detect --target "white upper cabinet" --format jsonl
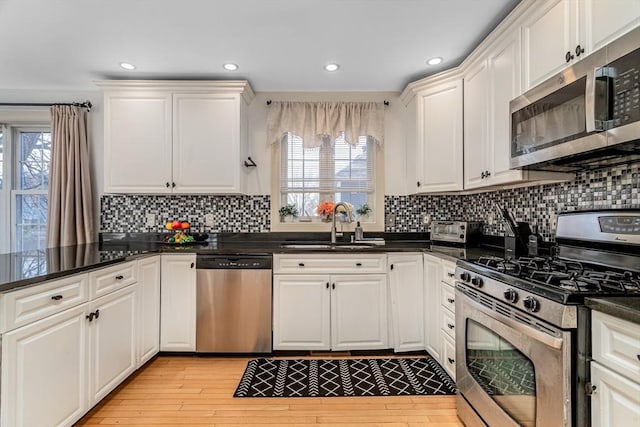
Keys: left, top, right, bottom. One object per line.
{"left": 463, "top": 59, "right": 490, "bottom": 189}
{"left": 522, "top": 0, "right": 640, "bottom": 91}
{"left": 522, "top": 0, "right": 581, "bottom": 90}
{"left": 584, "top": 0, "right": 640, "bottom": 52}
{"left": 98, "top": 80, "right": 254, "bottom": 194}
{"left": 464, "top": 30, "right": 572, "bottom": 190}
{"left": 403, "top": 77, "right": 464, "bottom": 194}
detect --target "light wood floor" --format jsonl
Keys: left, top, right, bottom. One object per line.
{"left": 75, "top": 356, "right": 463, "bottom": 427}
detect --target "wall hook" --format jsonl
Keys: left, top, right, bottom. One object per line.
{"left": 244, "top": 156, "right": 257, "bottom": 167}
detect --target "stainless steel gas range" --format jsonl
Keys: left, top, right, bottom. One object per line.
{"left": 454, "top": 210, "right": 640, "bottom": 427}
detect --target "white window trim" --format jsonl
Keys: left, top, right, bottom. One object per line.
{"left": 0, "top": 123, "right": 50, "bottom": 253}
{"left": 270, "top": 139, "right": 385, "bottom": 232}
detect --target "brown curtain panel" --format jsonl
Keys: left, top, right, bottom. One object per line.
{"left": 47, "top": 105, "right": 95, "bottom": 247}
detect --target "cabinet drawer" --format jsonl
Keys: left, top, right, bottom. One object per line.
{"left": 274, "top": 254, "right": 387, "bottom": 274}
{"left": 441, "top": 283, "right": 456, "bottom": 313}
{"left": 441, "top": 260, "right": 457, "bottom": 285}
{"left": 0, "top": 273, "right": 89, "bottom": 333}
{"left": 442, "top": 332, "right": 456, "bottom": 381}
{"left": 89, "top": 261, "right": 137, "bottom": 299}
{"left": 592, "top": 310, "right": 640, "bottom": 384}
{"left": 442, "top": 307, "right": 456, "bottom": 339}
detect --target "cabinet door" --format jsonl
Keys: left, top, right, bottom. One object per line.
{"left": 331, "top": 274, "right": 388, "bottom": 350}
{"left": 388, "top": 254, "right": 424, "bottom": 352}
{"left": 88, "top": 285, "right": 137, "bottom": 406}
{"left": 442, "top": 331, "right": 457, "bottom": 381}
{"left": 416, "top": 79, "right": 463, "bottom": 193}
{"left": 273, "top": 275, "right": 331, "bottom": 350}
{"left": 463, "top": 59, "right": 490, "bottom": 189}
{"left": 137, "top": 256, "right": 160, "bottom": 366}
{"left": 160, "top": 254, "right": 197, "bottom": 351}
{"left": 424, "top": 254, "right": 442, "bottom": 362}
{"left": 522, "top": 0, "right": 580, "bottom": 90}
{"left": 173, "top": 93, "right": 243, "bottom": 193}
{"left": 1, "top": 304, "right": 88, "bottom": 427}
{"left": 591, "top": 361, "right": 640, "bottom": 427}
{"left": 487, "top": 31, "right": 526, "bottom": 186}
{"left": 584, "top": 0, "right": 640, "bottom": 51}
{"left": 103, "top": 91, "right": 172, "bottom": 193}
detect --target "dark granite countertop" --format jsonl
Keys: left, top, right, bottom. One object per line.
{"left": 585, "top": 297, "right": 640, "bottom": 325}
{"left": 0, "top": 232, "right": 505, "bottom": 294}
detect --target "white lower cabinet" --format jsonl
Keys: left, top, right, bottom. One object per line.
{"left": 591, "top": 361, "right": 640, "bottom": 427}
{"left": 273, "top": 275, "right": 331, "bottom": 350}
{"left": 591, "top": 310, "right": 640, "bottom": 426}
{"left": 160, "top": 254, "right": 197, "bottom": 351}
{"left": 331, "top": 274, "right": 388, "bottom": 350}
{"left": 273, "top": 254, "right": 388, "bottom": 351}
{"left": 88, "top": 285, "right": 137, "bottom": 406}
{"left": 388, "top": 253, "right": 424, "bottom": 352}
{"left": 137, "top": 256, "right": 161, "bottom": 366}
{"left": 1, "top": 304, "right": 89, "bottom": 427}
{"left": 273, "top": 273, "right": 388, "bottom": 351}
{"left": 423, "top": 254, "right": 442, "bottom": 363}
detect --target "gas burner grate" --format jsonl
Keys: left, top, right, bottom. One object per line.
{"left": 471, "top": 256, "right": 640, "bottom": 295}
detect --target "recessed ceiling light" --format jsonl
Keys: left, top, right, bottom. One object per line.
{"left": 223, "top": 63, "right": 239, "bottom": 71}
{"left": 426, "top": 57, "right": 443, "bottom": 66}
{"left": 119, "top": 62, "right": 136, "bottom": 70}
{"left": 324, "top": 63, "right": 340, "bottom": 72}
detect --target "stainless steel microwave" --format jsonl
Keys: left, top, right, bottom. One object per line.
{"left": 510, "top": 26, "right": 640, "bottom": 171}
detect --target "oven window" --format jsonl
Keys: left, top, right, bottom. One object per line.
{"left": 466, "top": 319, "right": 537, "bottom": 427}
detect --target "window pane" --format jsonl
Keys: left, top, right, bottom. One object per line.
{"left": 16, "top": 194, "right": 48, "bottom": 251}
{"left": 281, "top": 133, "right": 374, "bottom": 220}
{"left": 18, "top": 131, "right": 51, "bottom": 190}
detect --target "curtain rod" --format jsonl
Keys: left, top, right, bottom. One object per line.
{"left": 0, "top": 101, "right": 92, "bottom": 111}
{"left": 266, "top": 100, "right": 390, "bottom": 106}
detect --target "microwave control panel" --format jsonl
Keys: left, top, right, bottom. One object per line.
{"left": 611, "top": 48, "right": 640, "bottom": 127}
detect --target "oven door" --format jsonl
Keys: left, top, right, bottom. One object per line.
{"left": 455, "top": 284, "right": 573, "bottom": 427}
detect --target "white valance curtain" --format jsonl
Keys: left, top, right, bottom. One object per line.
{"left": 266, "top": 101, "right": 385, "bottom": 148}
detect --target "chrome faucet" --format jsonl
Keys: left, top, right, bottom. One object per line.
{"left": 330, "top": 202, "right": 352, "bottom": 244}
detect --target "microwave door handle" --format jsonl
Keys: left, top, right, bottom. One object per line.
{"left": 590, "top": 66, "right": 615, "bottom": 132}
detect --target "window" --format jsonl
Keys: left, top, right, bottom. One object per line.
{"left": 0, "top": 124, "right": 51, "bottom": 253}
{"left": 279, "top": 132, "right": 376, "bottom": 222}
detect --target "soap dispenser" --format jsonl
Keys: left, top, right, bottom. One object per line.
{"left": 355, "top": 221, "right": 364, "bottom": 241}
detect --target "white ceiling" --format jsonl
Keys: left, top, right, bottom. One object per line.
{"left": 0, "top": 0, "right": 520, "bottom": 92}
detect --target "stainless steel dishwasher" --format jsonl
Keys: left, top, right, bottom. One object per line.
{"left": 195, "top": 254, "right": 272, "bottom": 353}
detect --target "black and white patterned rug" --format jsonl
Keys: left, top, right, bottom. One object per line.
{"left": 234, "top": 358, "right": 457, "bottom": 397}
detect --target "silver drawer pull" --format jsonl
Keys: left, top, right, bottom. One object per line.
{"left": 51, "top": 295, "right": 63, "bottom": 301}
{"left": 447, "top": 298, "right": 455, "bottom": 304}
{"left": 447, "top": 323, "right": 455, "bottom": 330}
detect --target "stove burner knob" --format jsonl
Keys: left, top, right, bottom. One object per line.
{"left": 523, "top": 296, "right": 540, "bottom": 312}
{"left": 460, "top": 272, "right": 471, "bottom": 282}
{"left": 471, "top": 277, "right": 483, "bottom": 287}
{"left": 503, "top": 288, "right": 518, "bottom": 303}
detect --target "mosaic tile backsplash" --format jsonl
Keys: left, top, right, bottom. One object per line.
{"left": 101, "top": 195, "right": 271, "bottom": 233}
{"left": 386, "top": 161, "right": 640, "bottom": 241}
{"left": 101, "top": 162, "right": 640, "bottom": 241}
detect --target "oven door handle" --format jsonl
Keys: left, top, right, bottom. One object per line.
{"left": 456, "top": 287, "right": 564, "bottom": 350}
